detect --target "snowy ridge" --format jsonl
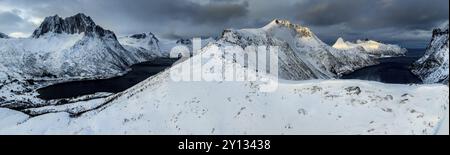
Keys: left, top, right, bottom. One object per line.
{"left": 0, "top": 41, "right": 447, "bottom": 134}
{"left": 119, "top": 32, "right": 163, "bottom": 58}
{"left": 220, "top": 19, "right": 377, "bottom": 80}
{"left": 412, "top": 23, "right": 449, "bottom": 84}
{"left": 332, "top": 37, "right": 407, "bottom": 57}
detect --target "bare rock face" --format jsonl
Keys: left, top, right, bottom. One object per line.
{"left": 32, "top": 13, "right": 117, "bottom": 40}
{"left": 118, "top": 32, "right": 163, "bottom": 58}
{"left": 412, "top": 24, "right": 449, "bottom": 84}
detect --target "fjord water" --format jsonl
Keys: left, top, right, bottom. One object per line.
{"left": 37, "top": 58, "right": 178, "bottom": 100}
{"left": 341, "top": 49, "right": 425, "bottom": 84}
{"left": 38, "top": 50, "right": 425, "bottom": 100}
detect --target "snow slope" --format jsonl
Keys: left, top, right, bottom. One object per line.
{"left": 118, "top": 32, "right": 163, "bottom": 58}
{"left": 332, "top": 37, "right": 407, "bottom": 57}
{"left": 0, "top": 37, "right": 447, "bottom": 135}
{"left": 220, "top": 19, "right": 377, "bottom": 80}
{"left": 412, "top": 23, "right": 449, "bottom": 84}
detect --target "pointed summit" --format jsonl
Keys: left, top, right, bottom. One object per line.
{"left": 262, "top": 19, "right": 313, "bottom": 37}
{"left": 31, "top": 13, "right": 111, "bottom": 38}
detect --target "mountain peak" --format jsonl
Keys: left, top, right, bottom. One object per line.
{"left": 264, "top": 19, "right": 313, "bottom": 37}
{"left": 129, "top": 32, "right": 157, "bottom": 40}
{"left": 32, "top": 13, "right": 99, "bottom": 38}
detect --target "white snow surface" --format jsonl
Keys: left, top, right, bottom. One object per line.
{"left": 0, "top": 37, "right": 448, "bottom": 135}
{"left": 0, "top": 14, "right": 164, "bottom": 108}
{"left": 332, "top": 37, "right": 407, "bottom": 57}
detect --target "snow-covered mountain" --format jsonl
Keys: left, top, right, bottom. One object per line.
{"left": 176, "top": 38, "right": 193, "bottom": 45}
{"left": 218, "top": 19, "right": 377, "bottom": 80}
{"left": 0, "top": 13, "right": 157, "bottom": 79}
{"left": 118, "top": 32, "right": 163, "bottom": 58}
{"left": 412, "top": 23, "right": 449, "bottom": 84}
{"left": 0, "top": 34, "right": 447, "bottom": 134}
{"left": 1, "top": 18, "right": 447, "bottom": 135}
{"left": 332, "top": 37, "right": 407, "bottom": 57}
{"left": 0, "top": 32, "right": 9, "bottom": 39}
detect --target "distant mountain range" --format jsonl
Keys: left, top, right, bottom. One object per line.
{"left": 332, "top": 37, "right": 407, "bottom": 57}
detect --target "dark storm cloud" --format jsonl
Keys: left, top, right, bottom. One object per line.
{"left": 295, "top": 0, "right": 448, "bottom": 30}
{"left": 0, "top": 0, "right": 448, "bottom": 48}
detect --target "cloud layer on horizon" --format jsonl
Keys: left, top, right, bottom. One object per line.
{"left": 0, "top": 0, "right": 448, "bottom": 48}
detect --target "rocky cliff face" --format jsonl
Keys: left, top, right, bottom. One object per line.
{"left": 0, "top": 32, "right": 9, "bottom": 39}
{"left": 412, "top": 24, "right": 449, "bottom": 84}
{"left": 332, "top": 37, "right": 407, "bottom": 57}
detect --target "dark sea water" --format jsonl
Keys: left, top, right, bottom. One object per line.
{"left": 37, "top": 58, "right": 178, "bottom": 100}
{"left": 341, "top": 49, "right": 425, "bottom": 84}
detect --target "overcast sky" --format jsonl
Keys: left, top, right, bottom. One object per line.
{"left": 0, "top": 0, "right": 448, "bottom": 48}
